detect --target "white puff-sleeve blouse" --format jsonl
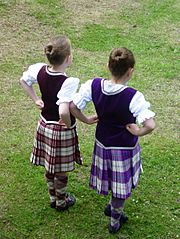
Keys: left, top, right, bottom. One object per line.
{"left": 20, "top": 63, "right": 46, "bottom": 85}
{"left": 56, "top": 77, "right": 80, "bottom": 105}
{"left": 20, "top": 63, "right": 80, "bottom": 103}
{"left": 73, "top": 79, "right": 155, "bottom": 124}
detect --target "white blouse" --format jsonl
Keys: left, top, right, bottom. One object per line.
{"left": 73, "top": 79, "right": 155, "bottom": 124}
{"left": 20, "top": 63, "right": 80, "bottom": 104}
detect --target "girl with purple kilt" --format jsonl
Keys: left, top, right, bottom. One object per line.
{"left": 20, "top": 36, "right": 86, "bottom": 211}
{"left": 70, "top": 47, "right": 156, "bottom": 233}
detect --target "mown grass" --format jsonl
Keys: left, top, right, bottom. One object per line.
{"left": 0, "top": 0, "right": 179, "bottom": 239}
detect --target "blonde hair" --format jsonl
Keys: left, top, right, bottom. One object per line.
{"left": 44, "top": 36, "right": 71, "bottom": 65}
{"left": 108, "top": 47, "right": 135, "bottom": 77}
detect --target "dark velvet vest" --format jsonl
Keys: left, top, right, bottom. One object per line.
{"left": 92, "top": 78, "right": 138, "bottom": 147}
{"left": 37, "top": 66, "right": 75, "bottom": 125}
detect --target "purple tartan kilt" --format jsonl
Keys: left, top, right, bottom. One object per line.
{"left": 30, "top": 118, "right": 82, "bottom": 174}
{"left": 90, "top": 140, "right": 141, "bottom": 199}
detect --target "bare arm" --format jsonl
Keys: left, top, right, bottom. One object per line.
{"left": 126, "top": 118, "right": 156, "bottom": 136}
{"left": 70, "top": 102, "right": 98, "bottom": 124}
{"left": 59, "top": 103, "right": 71, "bottom": 128}
{"left": 19, "top": 78, "right": 44, "bottom": 109}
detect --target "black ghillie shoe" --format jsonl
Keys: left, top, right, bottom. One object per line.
{"left": 56, "top": 204, "right": 69, "bottom": 211}
{"left": 108, "top": 223, "right": 121, "bottom": 234}
{"left": 50, "top": 201, "right": 56, "bottom": 208}
{"left": 104, "top": 205, "right": 128, "bottom": 223}
{"left": 120, "top": 214, "right": 128, "bottom": 224}
{"left": 104, "top": 205, "right": 111, "bottom": 217}
{"left": 65, "top": 194, "right": 76, "bottom": 207}
{"left": 56, "top": 194, "right": 76, "bottom": 211}
{"left": 104, "top": 204, "right": 128, "bottom": 224}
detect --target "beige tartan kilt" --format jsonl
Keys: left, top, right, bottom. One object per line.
{"left": 30, "top": 118, "right": 82, "bottom": 174}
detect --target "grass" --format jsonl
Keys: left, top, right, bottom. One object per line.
{"left": 0, "top": 0, "right": 179, "bottom": 238}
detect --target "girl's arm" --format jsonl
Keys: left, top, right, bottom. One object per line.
{"left": 70, "top": 102, "right": 98, "bottom": 125}
{"left": 126, "top": 118, "right": 156, "bottom": 136}
{"left": 59, "top": 103, "right": 71, "bottom": 128}
{"left": 19, "top": 79, "right": 44, "bottom": 109}
{"left": 56, "top": 77, "right": 80, "bottom": 128}
{"left": 127, "top": 91, "right": 156, "bottom": 136}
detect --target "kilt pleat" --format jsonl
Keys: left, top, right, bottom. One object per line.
{"left": 30, "top": 118, "right": 82, "bottom": 174}
{"left": 90, "top": 140, "right": 141, "bottom": 199}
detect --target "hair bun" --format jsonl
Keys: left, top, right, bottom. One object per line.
{"left": 108, "top": 47, "right": 135, "bottom": 78}
{"left": 112, "top": 49, "right": 126, "bottom": 61}
{"left": 45, "top": 44, "right": 53, "bottom": 55}
{"left": 114, "top": 55, "right": 121, "bottom": 61}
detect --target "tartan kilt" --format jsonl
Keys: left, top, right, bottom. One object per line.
{"left": 30, "top": 118, "right": 82, "bottom": 174}
{"left": 90, "top": 140, "right": 141, "bottom": 199}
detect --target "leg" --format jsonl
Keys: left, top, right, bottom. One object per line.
{"left": 104, "top": 197, "right": 128, "bottom": 223}
{"left": 54, "top": 172, "right": 76, "bottom": 211}
{"left": 104, "top": 197, "right": 112, "bottom": 216}
{"left": 45, "top": 171, "right": 56, "bottom": 208}
{"left": 54, "top": 172, "right": 68, "bottom": 209}
{"left": 109, "top": 197, "right": 125, "bottom": 233}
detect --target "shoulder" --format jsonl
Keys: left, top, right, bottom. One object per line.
{"left": 76, "top": 79, "right": 93, "bottom": 97}
{"left": 21, "top": 63, "right": 46, "bottom": 85}
{"left": 93, "top": 77, "right": 103, "bottom": 81}
{"left": 92, "top": 77, "right": 103, "bottom": 87}
{"left": 122, "top": 86, "right": 137, "bottom": 99}
{"left": 131, "top": 90, "right": 145, "bottom": 102}
{"left": 126, "top": 86, "right": 137, "bottom": 94}
{"left": 62, "top": 77, "right": 80, "bottom": 90}
{"left": 27, "top": 63, "right": 47, "bottom": 72}
{"left": 57, "top": 77, "right": 80, "bottom": 104}
{"left": 130, "top": 90, "right": 150, "bottom": 111}
{"left": 80, "top": 79, "right": 94, "bottom": 89}
{"left": 65, "top": 77, "right": 80, "bottom": 85}
{"left": 92, "top": 77, "right": 103, "bottom": 83}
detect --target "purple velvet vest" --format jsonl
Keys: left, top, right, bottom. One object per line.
{"left": 92, "top": 78, "right": 138, "bottom": 147}
{"left": 37, "top": 66, "right": 75, "bottom": 125}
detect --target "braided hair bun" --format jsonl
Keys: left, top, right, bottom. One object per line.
{"left": 44, "top": 36, "right": 71, "bottom": 65}
{"left": 108, "top": 47, "right": 135, "bottom": 77}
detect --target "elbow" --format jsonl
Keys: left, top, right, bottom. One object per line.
{"left": 59, "top": 112, "right": 71, "bottom": 128}
{"left": 147, "top": 120, "right": 156, "bottom": 132}
{"left": 69, "top": 102, "right": 77, "bottom": 114}
{"left": 143, "top": 118, "right": 156, "bottom": 133}
{"left": 19, "top": 78, "right": 25, "bottom": 86}
{"left": 59, "top": 107, "right": 70, "bottom": 121}
{"left": 150, "top": 119, "right": 156, "bottom": 130}
{"left": 69, "top": 101, "right": 76, "bottom": 110}
{"left": 59, "top": 112, "right": 67, "bottom": 119}
{"left": 19, "top": 78, "right": 23, "bottom": 85}
{"left": 59, "top": 111, "right": 68, "bottom": 120}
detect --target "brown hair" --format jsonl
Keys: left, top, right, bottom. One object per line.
{"left": 108, "top": 47, "right": 135, "bottom": 78}
{"left": 44, "top": 36, "right": 71, "bottom": 65}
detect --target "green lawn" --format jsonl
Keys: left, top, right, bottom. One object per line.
{"left": 0, "top": 0, "right": 179, "bottom": 238}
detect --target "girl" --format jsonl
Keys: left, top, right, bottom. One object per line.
{"left": 70, "top": 47, "right": 156, "bottom": 233}
{"left": 20, "top": 36, "right": 86, "bottom": 211}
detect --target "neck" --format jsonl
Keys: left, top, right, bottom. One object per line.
{"left": 110, "top": 75, "right": 129, "bottom": 85}
{"left": 49, "top": 64, "right": 67, "bottom": 73}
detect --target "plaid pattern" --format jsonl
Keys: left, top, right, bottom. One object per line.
{"left": 30, "top": 118, "right": 82, "bottom": 174}
{"left": 90, "top": 140, "right": 141, "bottom": 199}
{"left": 110, "top": 197, "right": 125, "bottom": 229}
